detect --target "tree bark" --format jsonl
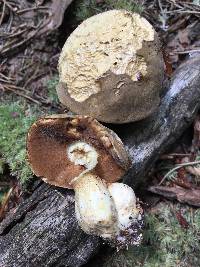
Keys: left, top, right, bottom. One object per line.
{"left": 1, "top": 54, "right": 200, "bottom": 267}
{"left": 0, "top": 183, "right": 100, "bottom": 267}
{"left": 121, "top": 54, "right": 200, "bottom": 187}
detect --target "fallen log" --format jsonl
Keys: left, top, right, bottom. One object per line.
{"left": 0, "top": 183, "right": 100, "bottom": 267}
{"left": 1, "top": 54, "right": 200, "bottom": 266}
{"left": 122, "top": 53, "right": 200, "bottom": 187}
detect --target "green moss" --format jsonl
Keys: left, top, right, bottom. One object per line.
{"left": 74, "top": 0, "right": 144, "bottom": 22}
{"left": 101, "top": 202, "right": 200, "bottom": 267}
{"left": 0, "top": 102, "right": 40, "bottom": 183}
{"left": 0, "top": 76, "right": 58, "bottom": 184}
{"left": 106, "top": 0, "right": 143, "bottom": 13}
{"left": 47, "top": 75, "right": 59, "bottom": 105}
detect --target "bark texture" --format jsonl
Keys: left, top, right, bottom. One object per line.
{"left": 1, "top": 54, "right": 200, "bottom": 267}
{"left": 0, "top": 183, "right": 100, "bottom": 267}
{"left": 121, "top": 54, "right": 200, "bottom": 187}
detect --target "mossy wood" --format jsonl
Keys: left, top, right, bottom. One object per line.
{"left": 1, "top": 55, "right": 200, "bottom": 266}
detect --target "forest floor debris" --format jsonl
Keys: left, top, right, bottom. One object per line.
{"left": 1, "top": 1, "right": 200, "bottom": 266}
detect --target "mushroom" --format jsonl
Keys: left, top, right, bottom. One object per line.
{"left": 57, "top": 10, "right": 164, "bottom": 124}
{"left": 27, "top": 114, "right": 143, "bottom": 247}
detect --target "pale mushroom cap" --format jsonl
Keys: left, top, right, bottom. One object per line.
{"left": 59, "top": 10, "right": 154, "bottom": 102}
{"left": 57, "top": 10, "right": 164, "bottom": 123}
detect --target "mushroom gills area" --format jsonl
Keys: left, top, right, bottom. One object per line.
{"left": 27, "top": 116, "right": 127, "bottom": 188}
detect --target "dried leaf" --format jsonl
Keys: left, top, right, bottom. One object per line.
{"left": 163, "top": 51, "right": 173, "bottom": 76}
{"left": 149, "top": 185, "right": 200, "bottom": 207}
{"left": 175, "top": 210, "right": 189, "bottom": 229}
{"left": 178, "top": 29, "right": 190, "bottom": 48}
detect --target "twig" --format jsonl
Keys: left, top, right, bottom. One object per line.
{"left": 167, "top": 0, "right": 183, "bottom": 10}
{"left": 166, "top": 153, "right": 191, "bottom": 157}
{"left": 159, "top": 160, "right": 200, "bottom": 185}
{"left": 7, "top": 9, "right": 13, "bottom": 32}
{"left": 148, "top": 185, "right": 200, "bottom": 207}
{"left": 173, "top": 49, "right": 200, "bottom": 54}
{"left": 165, "top": 9, "right": 200, "bottom": 14}
{"left": 1, "top": 82, "right": 28, "bottom": 92}
{"left": 181, "top": 2, "right": 200, "bottom": 11}
{"left": 0, "top": 57, "right": 7, "bottom": 64}
{"left": 0, "top": 1, "right": 6, "bottom": 26}
{"left": 181, "top": 1, "right": 200, "bottom": 6}
{"left": 0, "top": 21, "right": 42, "bottom": 56}
{"left": 16, "top": 6, "right": 49, "bottom": 14}
{"left": 2, "top": 29, "right": 27, "bottom": 39}
{"left": 21, "top": 48, "right": 28, "bottom": 68}
{"left": 0, "top": 0, "right": 16, "bottom": 12}
{"left": 160, "top": 153, "right": 191, "bottom": 159}
{"left": 23, "top": 65, "right": 39, "bottom": 88}
{"left": 0, "top": 72, "right": 15, "bottom": 81}
{"left": 158, "top": 0, "right": 164, "bottom": 13}
{"left": 1, "top": 85, "right": 40, "bottom": 104}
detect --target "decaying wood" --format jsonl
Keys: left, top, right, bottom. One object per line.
{"left": 148, "top": 185, "right": 200, "bottom": 207}
{"left": 1, "top": 54, "right": 200, "bottom": 266}
{"left": 0, "top": 183, "right": 100, "bottom": 267}
{"left": 121, "top": 53, "right": 200, "bottom": 188}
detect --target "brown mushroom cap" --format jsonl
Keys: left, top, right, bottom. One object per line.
{"left": 27, "top": 114, "right": 131, "bottom": 189}
{"left": 57, "top": 10, "right": 164, "bottom": 124}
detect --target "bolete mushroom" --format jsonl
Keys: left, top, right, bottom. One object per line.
{"left": 27, "top": 114, "right": 143, "bottom": 247}
{"left": 57, "top": 10, "right": 164, "bottom": 123}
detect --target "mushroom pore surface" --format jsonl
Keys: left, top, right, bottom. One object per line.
{"left": 57, "top": 10, "right": 164, "bottom": 123}
{"left": 27, "top": 115, "right": 131, "bottom": 188}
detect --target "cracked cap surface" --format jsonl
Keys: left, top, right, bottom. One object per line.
{"left": 57, "top": 10, "right": 164, "bottom": 123}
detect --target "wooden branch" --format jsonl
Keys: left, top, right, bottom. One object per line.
{"left": 1, "top": 54, "right": 200, "bottom": 266}
{"left": 121, "top": 54, "right": 200, "bottom": 187}
{"left": 148, "top": 185, "right": 200, "bottom": 207}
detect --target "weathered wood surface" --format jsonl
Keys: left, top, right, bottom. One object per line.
{"left": 1, "top": 54, "right": 200, "bottom": 267}
{"left": 0, "top": 183, "right": 100, "bottom": 267}
{"left": 121, "top": 54, "right": 200, "bottom": 187}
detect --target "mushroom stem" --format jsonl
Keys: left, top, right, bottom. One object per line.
{"left": 74, "top": 172, "right": 118, "bottom": 237}
{"left": 67, "top": 141, "right": 143, "bottom": 245}
{"left": 67, "top": 141, "right": 119, "bottom": 237}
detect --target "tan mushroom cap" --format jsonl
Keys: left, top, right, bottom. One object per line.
{"left": 27, "top": 114, "right": 131, "bottom": 189}
{"left": 57, "top": 9, "right": 164, "bottom": 123}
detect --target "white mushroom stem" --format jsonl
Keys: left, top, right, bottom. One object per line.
{"left": 74, "top": 173, "right": 118, "bottom": 237}
{"left": 108, "top": 183, "right": 140, "bottom": 230}
{"left": 67, "top": 141, "right": 139, "bottom": 240}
